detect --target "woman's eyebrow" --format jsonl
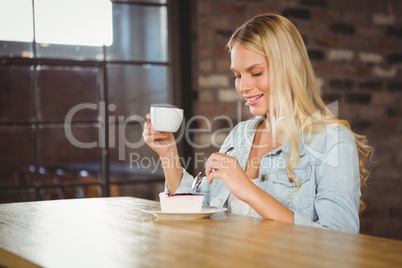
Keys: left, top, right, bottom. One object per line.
{"left": 230, "top": 63, "right": 264, "bottom": 72}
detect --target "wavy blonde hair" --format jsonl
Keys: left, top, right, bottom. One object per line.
{"left": 227, "top": 14, "right": 373, "bottom": 212}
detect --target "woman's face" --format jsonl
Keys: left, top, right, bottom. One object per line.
{"left": 230, "top": 43, "right": 270, "bottom": 116}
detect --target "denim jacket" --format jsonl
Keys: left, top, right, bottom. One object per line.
{"left": 172, "top": 116, "right": 361, "bottom": 233}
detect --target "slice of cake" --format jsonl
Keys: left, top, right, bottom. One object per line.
{"left": 159, "top": 192, "right": 204, "bottom": 213}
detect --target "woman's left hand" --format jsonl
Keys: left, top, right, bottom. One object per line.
{"left": 205, "top": 153, "right": 253, "bottom": 202}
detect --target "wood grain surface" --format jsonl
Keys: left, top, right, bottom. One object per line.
{"left": 1, "top": 197, "right": 401, "bottom": 268}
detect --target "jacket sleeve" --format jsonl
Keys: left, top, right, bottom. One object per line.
{"left": 293, "top": 128, "right": 361, "bottom": 233}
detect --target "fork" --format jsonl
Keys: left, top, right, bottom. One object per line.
{"left": 191, "top": 147, "right": 234, "bottom": 190}
{"left": 191, "top": 171, "right": 204, "bottom": 190}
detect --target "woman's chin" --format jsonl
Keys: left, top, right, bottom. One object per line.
{"left": 248, "top": 106, "right": 268, "bottom": 116}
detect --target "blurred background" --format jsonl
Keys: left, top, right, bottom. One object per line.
{"left": 0, "top": 0, "right": 401, "bottom": 240}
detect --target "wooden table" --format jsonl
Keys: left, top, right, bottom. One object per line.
{"left": 1, "top": 197, "right": 402, "bottom": 268}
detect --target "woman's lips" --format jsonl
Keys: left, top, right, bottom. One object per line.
{"left": 245, "top": 94, "right": 264, "bottom": 106}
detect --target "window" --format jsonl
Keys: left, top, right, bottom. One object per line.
{"left": 0, "top": 0, "right": 182, "bottom": 203}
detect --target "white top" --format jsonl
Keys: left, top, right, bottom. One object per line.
{"left": 226, "top": 178, "right": 260, "bottom": 217}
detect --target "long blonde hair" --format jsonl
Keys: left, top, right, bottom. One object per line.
{"left": 227, "top": 14, "right": 373, "bottom": 212}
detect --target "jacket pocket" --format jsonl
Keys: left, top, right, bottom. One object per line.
{"left": 269, "top": 165, "right": 312, "bottom": 211}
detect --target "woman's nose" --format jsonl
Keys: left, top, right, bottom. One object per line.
{"left": 237, "top": 76, "right": 253, "bottom": 94}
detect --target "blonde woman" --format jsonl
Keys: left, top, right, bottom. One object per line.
{"left": 143, "top": 13, "right": 372, "bottom": 233}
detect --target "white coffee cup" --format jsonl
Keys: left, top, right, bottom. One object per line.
{"left": 150, "top": 105, "right": 184, "bottom": 132}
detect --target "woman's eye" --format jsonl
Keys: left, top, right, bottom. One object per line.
{"left": 233, "top": 75, "right": 241, "bottom": 80}
{"left": 252, "top": 72, "right": 262, "bottom": 77}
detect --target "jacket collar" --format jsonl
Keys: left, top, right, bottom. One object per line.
{"left": 244, "top": 115, "right": 307, "bottom": 157}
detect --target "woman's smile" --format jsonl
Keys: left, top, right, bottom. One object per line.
{"left": 244, "top": 94, "right": 264, "bottom": 106}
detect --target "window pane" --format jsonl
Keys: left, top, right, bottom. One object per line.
{"left": 0, "top": 0, "right": 33, "bottom": 42}
{"left": 0, "top": 126, "right": 35, "bottom": 187}
{"left": 34, "top": 0, "right": 112, "bottom": 59}
{"left": 0, "top": 41, "right": 33, "bottom": 58}
{"left": 0, "top": 0, "right": 34, "bottom": 57}
{"left": 40, "top": 185, "right": 102, "bottom": 200}
{"left": 0, "top": 66, "right": 34, "bottom": 122}
{"left": 37, "top": 66, "right": 100, "bottom": 122}
{"left": 35, "top": 0, "right": 112, "bottom": 46}
{"left": 36, "top": 44, "right": 104, "bottom": 60}
{"left": 109, "top": 123, "right": 164, "bottom": 183}
{"left": 38, "top": 125, "right": 101, "bottom": 186}
{"left": 107, "top": 63, "right": 170, "bottom": 118}
{"left": 106, "top": 4, "right": 168, "bottom": 62}
{"left": 0, "top": 189, "right": 36, "bottom": 203}
{"left": 111, "top": 182, "right": 164, "bottom": 201}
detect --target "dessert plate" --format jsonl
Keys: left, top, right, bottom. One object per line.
{"left": 142, "top": 206, "right": 227, "bottom": 220}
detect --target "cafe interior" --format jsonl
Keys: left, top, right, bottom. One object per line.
{"left": 0, "top": 0, "right": 179, "bottom": 202}
{"left": 1, "top": 1, "right": 402, "bottom": 261}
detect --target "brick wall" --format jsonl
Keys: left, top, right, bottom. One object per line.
{"left": 190, "top": 0, "right": 402, "bottom": 239}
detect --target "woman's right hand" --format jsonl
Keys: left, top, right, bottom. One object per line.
{"left": 143, "top": 113, "right": 183, "bottom": 193}
{"left": 143, "top": 113, "right": 178, "bottom": 157}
